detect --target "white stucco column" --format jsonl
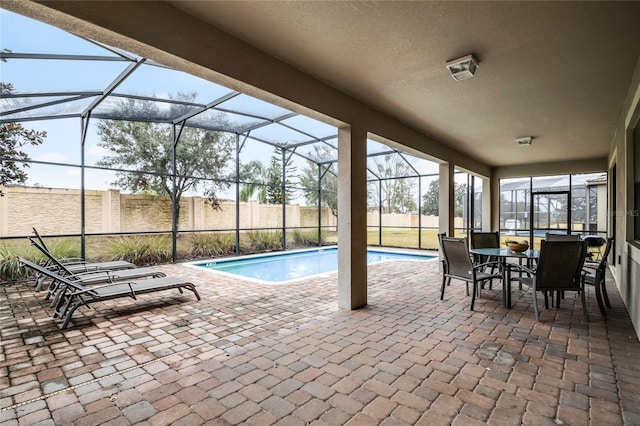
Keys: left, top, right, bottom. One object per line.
{"left": 338, "top": 125, "right": 368, "bottom": 309}
{"left": 439, "top": 163, "right": 455, "bottom": 237}
{"left": 482, "top": 178, "right": 492, "bottom": 231}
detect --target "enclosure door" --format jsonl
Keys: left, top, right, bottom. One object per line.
{"left": 530, "top": 191, "right": 572, "bottom": 242}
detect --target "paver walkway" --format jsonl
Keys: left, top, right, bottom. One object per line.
{"left": 1, "top": 255, "right": 639, "bottom": 425}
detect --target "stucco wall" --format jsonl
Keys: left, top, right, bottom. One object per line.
{"left": 0, "top": 186, "right": 338, "bottom": 236}
{"left": 616, "top": 53, "right": 640, "bottom": 341}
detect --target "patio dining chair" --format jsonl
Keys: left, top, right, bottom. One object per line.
{"left": 544, "top": 232, "right": 581, "bottom": 241}
{"left": 19, "top": 258, "right": 200, "bottom": 330}
{"left": 470, "top": 231, "right": 502, "bottom": 287}
{"left": 511, "top": 240, "right": 588, "bottom": 321}
{"left": 439, "top": 236, "right": 502, "bottom": 310}
{"left": 583, "top": 237, "right": 613, "bottom": 316}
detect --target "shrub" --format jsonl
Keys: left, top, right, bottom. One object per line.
{"left": 289, "top": 229, "right": 323, "bottom": 247}
{"left": 108, "top": 235, "right": 172, "bottom": 265}
{"left": 44, "top": 238, "right": 81, "bottom": 261}
{"left": 0, "top": 242, "right": 40, "bottom": 282}
{"left": 190, "top": 232, "right": 236, "bottom": 258}
{"left": 246, "top": 230, "right": 283, "bottom": 252}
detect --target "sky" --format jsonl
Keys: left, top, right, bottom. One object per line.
{"left": 1, "top": 8, "right": 445, "bottom": 201}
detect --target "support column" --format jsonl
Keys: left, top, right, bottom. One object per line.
{"left": 338, "top": 125, "right": 368, "bottom": 309}
{"left": 482, "top": 178, "right": 492, "bottom": 231}
{"left": 490, "top": 175, "right": 501, "bottom": 233}
{"left": 0, "top": 189, "right": 8, "bottom": 237}
{"left": 439, "top": 163, "right": 455, "bottom": 237}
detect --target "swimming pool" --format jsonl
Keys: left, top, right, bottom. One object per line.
{"left": 190, "top": 246, "right": 435, "bottom": 284}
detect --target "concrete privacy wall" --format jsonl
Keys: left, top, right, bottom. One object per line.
{"left": 366, "top": 211, "right": 459, "bottom": 229}
{"left": 0, "top": 186, "right": 452, "bottom": 237}
{"left": 0, "top": 186, "right": 342, "bottom": 237}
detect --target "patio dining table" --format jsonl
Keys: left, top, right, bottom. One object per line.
{"left": 470, "top": 247, "right": 540, "bottom": 308}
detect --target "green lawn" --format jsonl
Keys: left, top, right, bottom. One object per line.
{"left": 324, "top": 229, "right": 447, "bottom": 250}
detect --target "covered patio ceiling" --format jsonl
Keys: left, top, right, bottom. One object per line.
{"left": 164, "top": 1, "right": 640, "bottom": 167}
{"left": 3, "top": 2, "right": 640, "bottom": 170}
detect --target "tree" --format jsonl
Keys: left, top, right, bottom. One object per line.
{"left": 0, "top": 82, "right": 47, "bottom": 196}
{"left": 96, "top": 93, "right": 234, "bottom": 227}
{"left": 368, "top": 154, "right": 416, "bottom": 214}
{"left": 265, "top": 147, "right": 297, "bottom": 204}
{"left": 421, "top": 179, "right": 467, "bottom": 217}
{"left": 239, "top": 160, "right": 267, "bottom": 203}
{"left": 299, "top": 144, "right": 338, "bottom": 216}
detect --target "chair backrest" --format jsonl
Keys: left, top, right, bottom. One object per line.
{"left": 596, "top": 237, "right": 614, "bottom": 271}
{"left": 544, "top": 232, "right": 581, "bottom": 241}
{"left": 32, "top": 227, "right": 52, "bottom": 253}
{"left": 440, "top": 237, "right": 473, "bottom": 278}
{"left": 19, "top": 257, "right": 88, "bottom": 293}
{"left": 534, "top": 240, "right": 587, "bottom": 290}
{"left": 28, "top": 237, "right": 75, "bottom": 277}
{"left": 470, "top": 231, "right": 500, "bottom": 249}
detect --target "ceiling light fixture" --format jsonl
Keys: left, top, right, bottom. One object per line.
{"left": 445, "top": 54, "right": 479, "bottom": 81}
{"left": 516, "top": 136, "right": 533, "bottom": 147}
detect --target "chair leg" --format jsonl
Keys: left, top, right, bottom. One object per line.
{"left": 440, "top": 276, "right": 447, "bottom": 300}
{"left": 543, "top": 291, "right": 549, "bottom": 309}
{"left": 594, "top": 284, "right": 607, "bottom": 316}
{"left": 470, "top": 281, "right": 477, "bottom": 311}
{"left": 464, "top": 281, "right": 469, "bottom": 296}
{"left": 533, "top": 290, "right": 540, "bottom": 321}
{"left": 601, "top": 279, "right": 612, "bottom": 308}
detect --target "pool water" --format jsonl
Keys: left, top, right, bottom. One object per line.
{"left": 193, "top": 247, "right": 434, "bottom": 283}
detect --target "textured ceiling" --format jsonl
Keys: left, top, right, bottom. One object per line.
{"left": 169, "top": 1, "right": 640, "bottom": 167}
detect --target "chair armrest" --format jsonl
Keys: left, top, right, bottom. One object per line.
{"left": 473, "top": 261, "right": 500, "bottom": 270}
{"left": 509, "top": 264, "right": 536, "bottom": 275}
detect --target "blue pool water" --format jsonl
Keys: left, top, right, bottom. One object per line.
{"left": 194, "top": 247, "right": 434, "bottom": 283}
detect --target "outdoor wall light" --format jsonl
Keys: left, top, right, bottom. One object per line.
{"left": 516, "top": 136, "right": 533, "bottom": 147}
{"left": 445, "top": 54, "right": 479, "bottom": 81}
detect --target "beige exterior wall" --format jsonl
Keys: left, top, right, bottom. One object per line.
{"left": 0, "top": 186, "right": 337, "bottom": 236}
{"left": 614, "top": 52, "right": 640, "bottom": 341}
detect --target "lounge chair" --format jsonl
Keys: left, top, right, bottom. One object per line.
{"left": 30, "top": 228, "right": 136, "bottom": 275}
{"left": 19, "top": 258, "right": 200, "bottom": 329}
{"left": 28, "top": 237, "right": 166, "bottom": 297}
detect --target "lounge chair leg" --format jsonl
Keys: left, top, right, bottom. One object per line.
{"left": 61, "top": 302, "right": 83, "bottom": 330}
{"left": 187, "top": 284, "right": 201, "bottom": 300}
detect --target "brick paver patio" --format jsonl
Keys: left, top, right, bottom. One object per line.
{"left": 1, "top": 254, "right": 639, "bottom": 425}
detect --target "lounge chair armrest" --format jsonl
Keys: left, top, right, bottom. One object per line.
{"left": 59, "top": 257, "right": 85, "bottom": 263}
{"left": 67, "top": 280, "right": 136, "bottom": 297}
{"left": 73, "top": 269, "right": 116, "bottom": 277}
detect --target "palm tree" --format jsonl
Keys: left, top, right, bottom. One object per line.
{"left": 239, "top": 160, "right": 268, "bottom": 203}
